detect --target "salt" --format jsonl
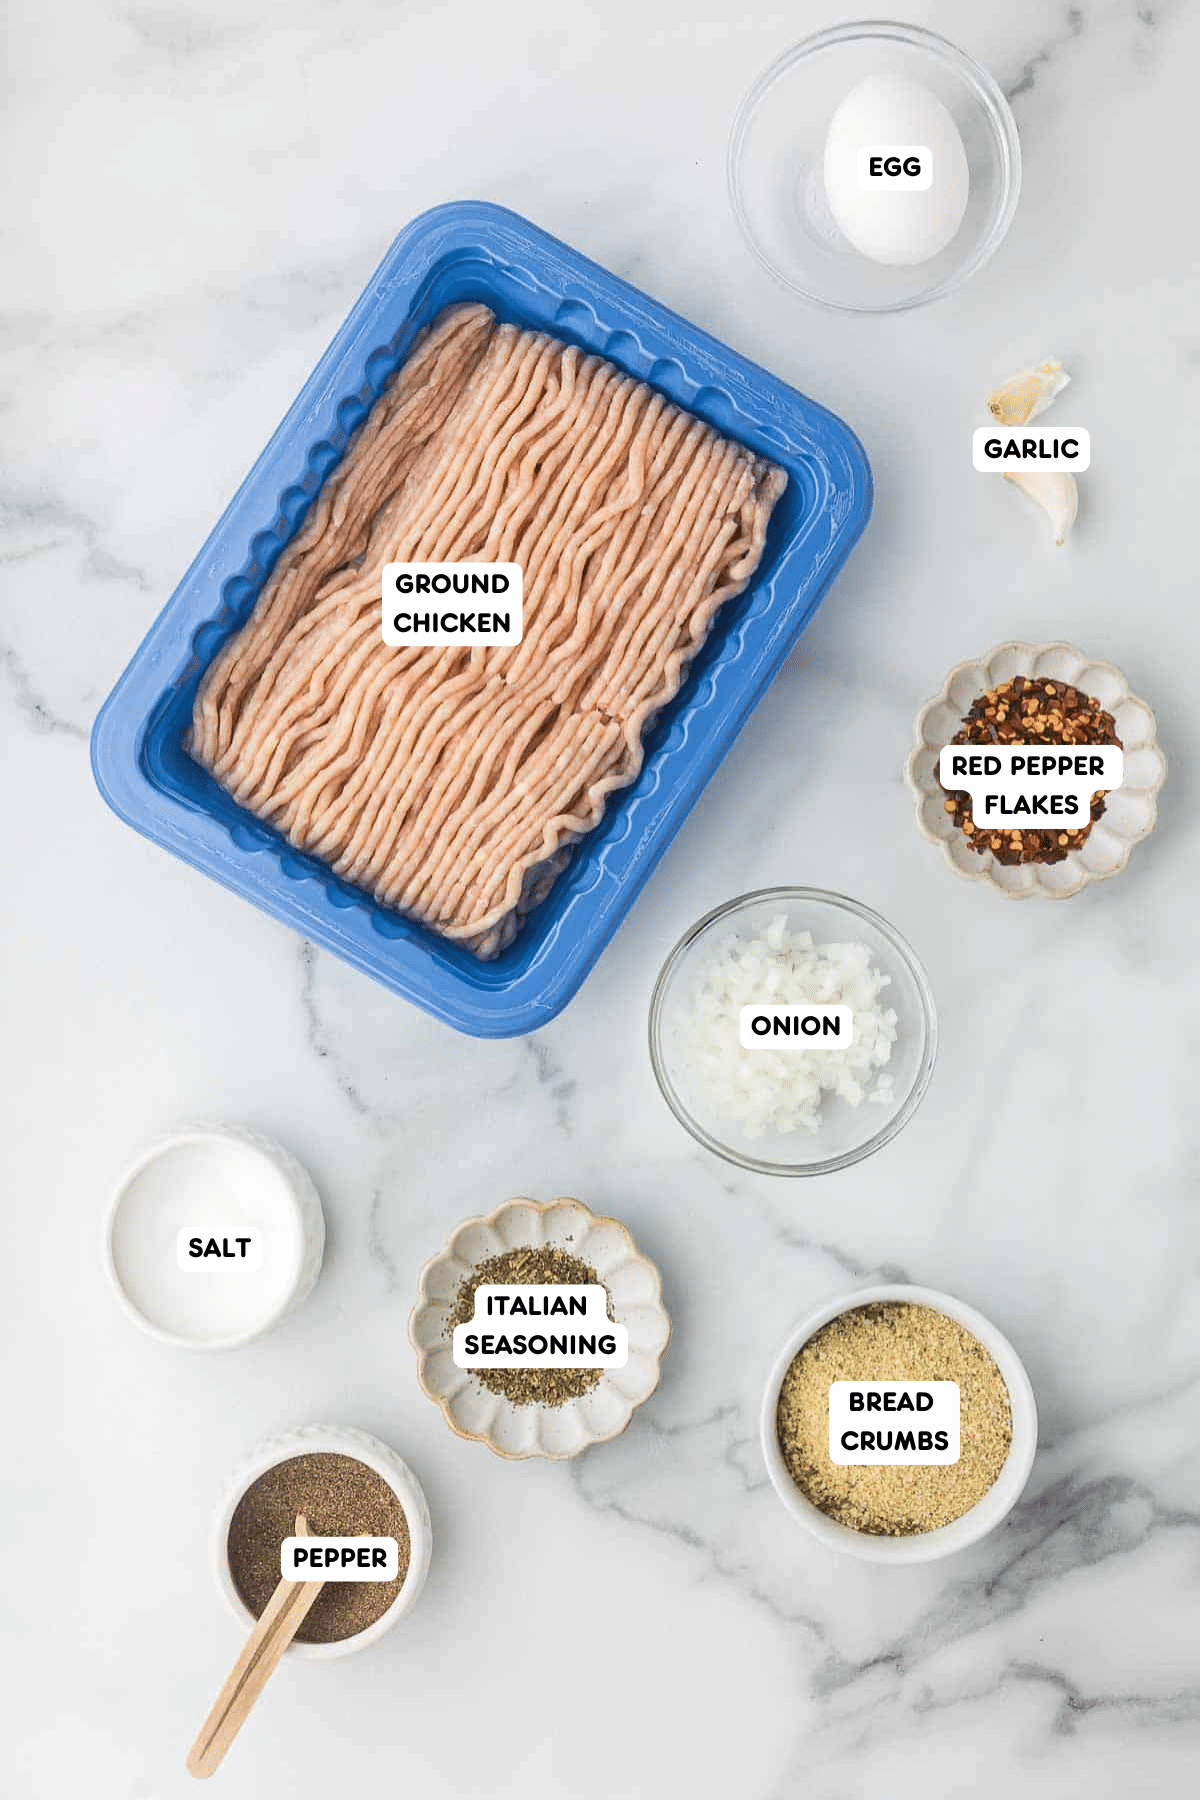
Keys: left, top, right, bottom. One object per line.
{"left": 106, "top": 1129, "right": 318, "bottom": 1346}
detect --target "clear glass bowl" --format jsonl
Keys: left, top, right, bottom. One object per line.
{"left": 648, "top": 888, "right": 937, "bottom": 1176}
{"left": 727, "top": 21, "right": 1021, "bottom": 313}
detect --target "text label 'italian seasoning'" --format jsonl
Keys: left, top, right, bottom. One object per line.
{"left": 452, "top": 1284, "right": 628, "bottom": 1370}
{"left": 382, "top": 562, "right": 523, "bottom": 647}
{"left": 828, "top": 1381, "right": 961, "bottom": 1465}
{"left": 738, "top": 1004, "right": 853, "bottom": 1048}
{"left": 280, "top": 1536, "right": 401, "bottom": 1582}
{"left": 938, "top": 743, "right": 1124, "bottom": 829}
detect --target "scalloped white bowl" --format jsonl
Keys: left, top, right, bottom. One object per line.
{"left": 104, "top": 1124, "right": 325, "bottom": 1349}
{"left": 410, "top": 1197, "right": 670, "bottom": 1460}
{"left": 905, "top": 642, "right": 1166, "bottom": 898}
{"left": 211, "top": 1423, "right": 433, "bottom": 1660}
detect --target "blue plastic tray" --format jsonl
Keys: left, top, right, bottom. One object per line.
{"left": 92, "top": 202, "right": 872, "bottom": 1037}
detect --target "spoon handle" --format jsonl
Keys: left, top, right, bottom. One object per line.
{"left": 187, "top": 1514, "right": 324, "bottom": 1779}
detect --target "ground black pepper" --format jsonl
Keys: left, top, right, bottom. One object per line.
{"left": 941, "top": 676, "right": 1121, "bottom": 865}
{"left": 227, "top": 1452, "right": 410, "bottom": 1643}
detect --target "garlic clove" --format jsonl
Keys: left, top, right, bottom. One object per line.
{"left": 986, "top": 358, "right": 1070, "bottom": 425}
{"left": 1003, "top": 470, "right": 1079, "bottom": 546}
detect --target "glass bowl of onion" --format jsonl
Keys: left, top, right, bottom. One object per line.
{"left": 648, "top": 888, "right": 937, "bottom": 1177}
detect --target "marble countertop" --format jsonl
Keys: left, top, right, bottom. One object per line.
{"left": 5, "top": 2, "right": 1199, "bottom": 1795}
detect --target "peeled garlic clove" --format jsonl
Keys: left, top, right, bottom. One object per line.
{"left": 1004, "top": 470, "right": 1078, "bottom": 546}
{"left": 986, "top": 358, "right": 1070, "bottom": 425}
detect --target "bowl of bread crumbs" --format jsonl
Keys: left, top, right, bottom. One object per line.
{"left": 409, "top": 1197, "right": 670, "bottom": 1460}
{"left": 906, "top": 642, "right": 1165, "bottom": 897}
{"left": 761, "top": 1284, "right": 1037, "bottom": 1562}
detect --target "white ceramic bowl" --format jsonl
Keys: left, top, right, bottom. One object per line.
{"left": 728, "top": 21, "right": 1021, "bottom": 313}
{"left": 104, "top": 1124, "right": 325, "bottom": 1349}
{"left": 410, "top": 1197, "right": 671, "bottom": 1461}
{"left": 648, "top": 889, "right": 937, "bottom": 1177}
{"left": 906, "top": 642, "right": 1166, "bottom": 898}
{"left": 212, "top": 1424, "right": 433, "bottom": 1660}
{"left": 761, "top": 1284, "right": 1037, "bottom": 1563}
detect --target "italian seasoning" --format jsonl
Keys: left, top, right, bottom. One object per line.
{"left": 776, "top": 1302, "right": 1012, "bottom": 1536}
{"left": 941, "top": 676, "right": 1121, "bottom": 865}
{"left": 447, "top": 1245, "right": 611, "bottom": 1408}
{"left": 227, "top": 1452, "right": 411, "bottom": 1643}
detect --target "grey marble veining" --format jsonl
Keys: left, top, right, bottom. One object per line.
{"left": 4, "top": 2, "right": 1200, "bottom": 1796}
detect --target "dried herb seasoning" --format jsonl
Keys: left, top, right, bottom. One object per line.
{"left": 776, "top": 1301, "right": 1012, "bottom": 1536}
{"left": 227, "top": 1452, "right": 410, "bottom": 1643}
{"left": 941, "top": 676, "right": 1121, "bottom": 865}
{"left": 447, "top": 1245, "right": 612, "bottom": 1409}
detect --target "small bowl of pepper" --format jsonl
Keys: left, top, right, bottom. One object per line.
{"left": 761, "top": 1284, "right": 1038, "bottom": 1563}
{"left": 906, "top": 641, "right": 1166, "bottom": 897}
{"left": 211, "top": 1424, "right": 433, "bottom": 1659}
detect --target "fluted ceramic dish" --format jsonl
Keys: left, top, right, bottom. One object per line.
{"left": 410, "top": 1197, "right": 670, "bottom": 1460}
{"left": 906, "top": 642, "right": 1166, "bottom": 898}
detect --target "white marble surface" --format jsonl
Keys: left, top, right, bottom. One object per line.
{"left": 4, "top": 1, "right": 1200, "bottom": 1794}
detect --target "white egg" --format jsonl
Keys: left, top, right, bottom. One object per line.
{"left": 823, "top": 73, "right": 969, "bottom": 266}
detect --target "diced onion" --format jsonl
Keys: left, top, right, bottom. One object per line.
{"left": 684, "top": 918, "right": 899, "bottom": 1137}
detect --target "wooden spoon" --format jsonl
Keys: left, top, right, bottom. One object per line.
{"left": 187, "top": 1513, "right": 325, "bottom": 1779}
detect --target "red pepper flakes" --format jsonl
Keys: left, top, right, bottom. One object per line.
{"left": 940, "top": 676, "right": 1121, "bottom": 866}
